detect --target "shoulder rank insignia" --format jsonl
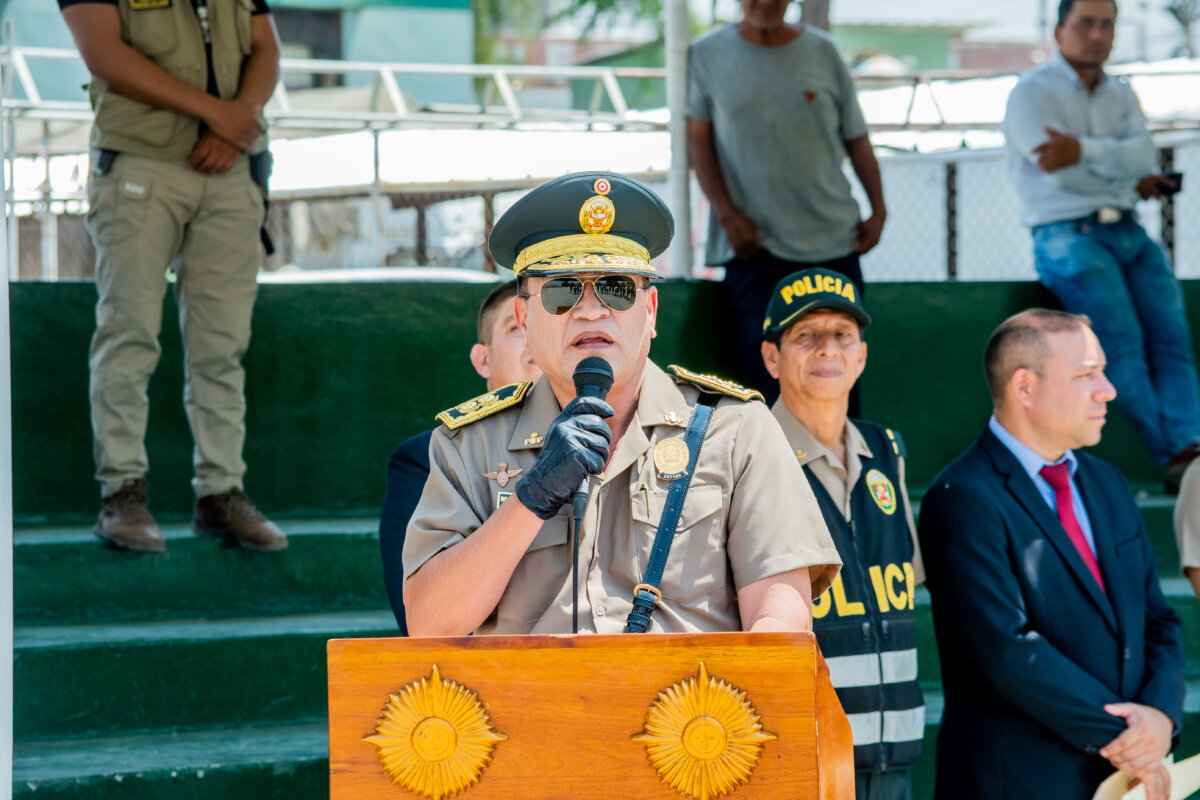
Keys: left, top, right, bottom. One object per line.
{"left": 435, "top": 380, "right": 533, "bottom": 430}
{"left": 885, "top": 428, "right": 907, "bottom": 458}
{"left": 667, "top": 365, "right": 764, "bottom": 402}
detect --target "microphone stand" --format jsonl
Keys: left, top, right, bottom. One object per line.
{"left": 570, "top": 483, "right": 593, "bottom": 634}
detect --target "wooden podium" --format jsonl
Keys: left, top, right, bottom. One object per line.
{"left": 328, "top": 631, "right": 854, "bottom": 800}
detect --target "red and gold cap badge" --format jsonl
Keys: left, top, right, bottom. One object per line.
{"left": 579, "top": 177, "right": 616, "bottom": 235}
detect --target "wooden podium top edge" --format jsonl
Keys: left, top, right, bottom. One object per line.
{"left": 327, "top": 630, "right": 816, "bottom": 656}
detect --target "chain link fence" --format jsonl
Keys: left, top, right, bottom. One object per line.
{"left": 850, "top": 134, "right": 1200, "bottom": 282}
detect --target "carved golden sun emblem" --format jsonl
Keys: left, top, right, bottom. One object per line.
{"left": 631, "top": 663, "right": 777, "bottom": 800}
{"left": 363, "top": 665, "right": 507, "bottom": 800}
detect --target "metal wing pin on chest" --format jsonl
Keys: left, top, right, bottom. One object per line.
{"left": 483, "top": 462, "right": 523, "bottom": 489}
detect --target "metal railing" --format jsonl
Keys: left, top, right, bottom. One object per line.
{"left": 0, "top": 45, "right": 669, "bottom": 141}
{"left": 3, "top": 43, "right": 1199, "bottom": 281}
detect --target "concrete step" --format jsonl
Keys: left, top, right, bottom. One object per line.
{"left": 911, "top": 580, "right": 1200, "bottom": 688}
{"left": 13, "top": 723, "right": 328, "bottom": 799}
{"left": 15, "top": 490, "right": 1186, "bottom": 628}
{"left": 13, "top": 610, "right": 397, "bottom": 741}
{"left": 14, "top": 688, "right": 1199, "bottom": 800}
{"left": 14, "top": 519, "right": 390, "bottom": 625}
{"left": 1130, "top": 492, "right": 1183, "bottom": 576}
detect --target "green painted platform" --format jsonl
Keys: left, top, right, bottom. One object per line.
{"left": 9, "top": 279, "right": 1178, "bottom": 523}
{"left": 12, "top": 520, "right": 394, "bottom": 797}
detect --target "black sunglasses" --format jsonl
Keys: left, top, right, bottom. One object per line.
{"left": 525, "top": 275, "right": 643, "bottom": 315}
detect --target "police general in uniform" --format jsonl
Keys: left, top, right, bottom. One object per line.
{"left": 761, "top": 269, "right": 924, "bottom": 800}
{"left": 403, "top": 172, "right": 841, "bottom": 637}
{"left": 61, "top": 0, "right": 284, "bottom": 551}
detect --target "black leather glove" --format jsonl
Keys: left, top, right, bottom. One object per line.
{"left": 516, "top": 396, "right": 613, "bottom": 520}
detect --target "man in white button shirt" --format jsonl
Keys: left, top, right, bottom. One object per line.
{"left": 1003, "top": 0, "right": 1198, "bottom": 490}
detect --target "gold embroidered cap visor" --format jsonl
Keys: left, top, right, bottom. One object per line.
{"left": 489, "top": 171, "right": 674, "bottom": 279}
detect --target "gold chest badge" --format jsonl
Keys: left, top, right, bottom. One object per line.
{"left": 865, "top": 469, "right": 898, "bottom": 515}
{"left": 579, "top": 177, "right": 616, "bottom": 235}
{"left": 654, "top": 437, "right": 690, "bottom": 481}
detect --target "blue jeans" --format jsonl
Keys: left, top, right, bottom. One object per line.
{"left": 1033, "top": 218, "right": 1200, "bottom": 465}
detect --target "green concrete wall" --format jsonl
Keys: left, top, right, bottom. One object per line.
{"left": 9, "top": 279, "right": 1169, "bottom": 524}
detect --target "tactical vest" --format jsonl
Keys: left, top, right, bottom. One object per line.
{"left": 89, "top": 0, "right": 268, "bottom": 160}
{"left": 806, "top": 421, "right": 924, "bottom": 774}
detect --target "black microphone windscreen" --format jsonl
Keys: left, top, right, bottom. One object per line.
{"left": 572, "top": 357, "right": 614, "bottom": 399}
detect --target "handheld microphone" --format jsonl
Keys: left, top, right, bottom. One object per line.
{"left": 570, "top": 356, "right": 614, "bottom": 519}
{"left": 569, "top": 356, "right": 612, "bottom": 633}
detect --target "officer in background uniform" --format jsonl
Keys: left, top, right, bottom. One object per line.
{"left": 403, "top": 172, "right": 841, "bottom": 637}
{"left": 379, "top": 279, "right": 542, "bottom": 633}
{"left": 60, "top": 0, "right": 284, "bottom": 551}
{"left": 761, "top": 268, "right": 924, "bottom": 800}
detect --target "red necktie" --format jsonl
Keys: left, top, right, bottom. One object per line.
{"left": 1039, "top": 463, "right": 1106, "bottom": 594}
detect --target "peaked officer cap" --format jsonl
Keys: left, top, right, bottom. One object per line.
{"left": 488, "top": 172, "right": 674, "bottom": 278}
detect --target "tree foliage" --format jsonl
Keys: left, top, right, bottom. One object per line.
{"left": 556, "top": 0, "right": 666, "bottom": 37}
{"left": 472, "top": 0, "right": 544, "bottom": 65}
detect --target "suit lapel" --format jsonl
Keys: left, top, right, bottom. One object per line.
{"left": 1073, "top": 458, "right": 1131, "bottom": 639}
{"left": 979, "top": 429, "right": 1118, "bottom": 634}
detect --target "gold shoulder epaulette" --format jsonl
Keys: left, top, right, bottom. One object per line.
{"left": 435, "top": 380, "right": 533, "bottom": 430}
{"left": 667, "top": 365, "right": 764, "bottom": 403}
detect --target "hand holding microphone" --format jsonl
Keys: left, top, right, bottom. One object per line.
{"left": 516, "top": 357, "right": 614, "bottom": 520}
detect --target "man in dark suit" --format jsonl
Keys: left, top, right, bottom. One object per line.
{"left": 379, "top": 279, "right": 541, "bottom": 632}
{"left": 918, "top": 308, "right": 1185, "bottom": 800}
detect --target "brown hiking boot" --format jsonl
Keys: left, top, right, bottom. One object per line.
{"left": 193, "top": 488, "right": 288, "bottom": 551}
{"left": 94, "top": 479, "right": 166, "bottom": 552}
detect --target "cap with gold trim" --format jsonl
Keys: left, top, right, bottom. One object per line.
{"left": 761, "top": 267, "right": 871, "bottom": 340}
{"left": 488, "top": 172, "right": 673, "bottom": 278}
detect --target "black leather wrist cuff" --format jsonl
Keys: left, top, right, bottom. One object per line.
{"left": 515, "top": 481, "right": 562, "bottom": 521}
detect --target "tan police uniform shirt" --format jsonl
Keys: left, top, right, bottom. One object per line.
{"left": 1173, "top": 458, "right": 1200, "bottom": 574}
{"left": 404, "top": 360, "right": 842, "bottom": 635}
{"left": 771, "top": 401, "right": 924, "bottom": 584}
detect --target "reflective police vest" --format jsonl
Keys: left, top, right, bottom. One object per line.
{"left": 805, "top": 421, "right": 924, "bottom": 773}
{"left": 88, "top": 0, "right": 269, "bottom": 160}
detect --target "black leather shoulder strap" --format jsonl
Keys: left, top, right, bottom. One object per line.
{"left": 624, "top": 394, "right": 720, "bottom": 633}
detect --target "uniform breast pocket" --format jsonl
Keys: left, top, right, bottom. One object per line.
{"left": 235, "top": 0, "right": 255, "bottom": 54}
{"left": 497, "top": 513, "right": 569, "bottom": 629}
{"left": 633, "top": 484, "right": 728, "bottom": 604}
{"left": 125, "top": 9, "right": 178, "bottom": 57}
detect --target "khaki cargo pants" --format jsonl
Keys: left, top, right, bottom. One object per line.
{"left": 86, "top": 151, "right": 265, "bottom": 499}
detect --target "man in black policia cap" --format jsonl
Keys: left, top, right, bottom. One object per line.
{"left": 402, "top": 171, "right": 840, "bottom": 637}
{"left": 762, "top": 268, "right": 924, "bottom": 800}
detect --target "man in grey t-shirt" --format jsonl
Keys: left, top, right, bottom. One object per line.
{"left": 687, "top": 0, "right": 885, "bottom": 406}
